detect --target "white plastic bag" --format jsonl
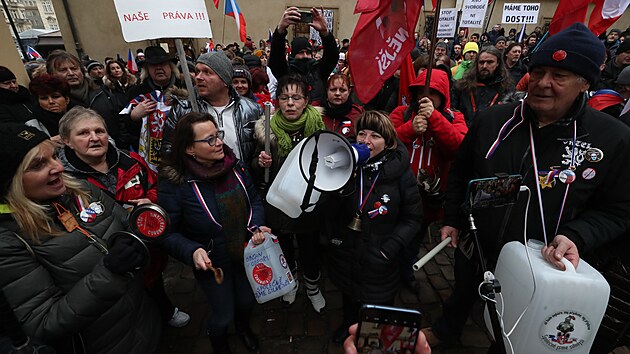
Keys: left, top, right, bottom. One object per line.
{"left": 244, "top": 233, "right": 295, "bottom": 303}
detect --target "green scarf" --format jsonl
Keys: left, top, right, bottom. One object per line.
{"left": 453, "top": 60, "right": 473, "bottom": 80}
{"left": 270, "top": 105, "right": 325, "bottom": 157}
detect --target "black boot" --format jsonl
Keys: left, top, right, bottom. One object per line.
{"left": 208, "top": 331, "right": 232, "bottom": 354}
{"left": 237, "top": 327, "right": 259, "bottom": 352}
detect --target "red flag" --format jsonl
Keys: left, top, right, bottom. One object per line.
{"left": 398, "top": 54, "right": 416, "bottom": 106}
{"left": 548, "top": 0, "right": 589, "bottom": 35}
{"left": 349, "top": 0, "right": 422, "bottom": 104}
{"left": 354, "top": 0, "right": 381, "bottom": 13}
{"left": 213, "top": 0, "right": 219, "bottom": 9}
{"left": 588, "top": 0, "right": 630, "bottom": 36}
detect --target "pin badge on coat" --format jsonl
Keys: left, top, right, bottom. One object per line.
{"left": 79, "top": 202, "right": 104, "bottom": 223}
{"left": 584, "top": 148, "right": 603, "bottom": 163}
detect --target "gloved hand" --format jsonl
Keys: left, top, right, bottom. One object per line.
{"left": 103, "top": 235, "right": 146, "bottom": 274}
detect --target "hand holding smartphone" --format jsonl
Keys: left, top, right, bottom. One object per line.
{"left": 356, "top": 305, "right": 422, "bottom": 353}
{"left": 298, "top": 10, "right": 314, "bottom": 23}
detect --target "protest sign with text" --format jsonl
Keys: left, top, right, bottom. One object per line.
{"left": 502, "top": 3, "right": 540, "bottom": 24}
{"left": 437, "top": 8, "right": 458, "bottom": 38}
{"left": 113, "top": 0, "right": 213, "bottom": 42}
{"left": 460, "top": 0, "right": 488, "bottom": 28}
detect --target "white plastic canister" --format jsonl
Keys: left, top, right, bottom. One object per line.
{"left": 485, "top": 240, "right": 610, "bottom": 353}
{"left": 244, "top": 233, "right": 295, "bottom": 303}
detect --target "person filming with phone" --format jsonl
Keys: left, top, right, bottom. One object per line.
{"left": 422, "top": 23, "right": 630, "bottom": 350}
{"left": 268, "top": 6, "right": 339, "bottom": 105}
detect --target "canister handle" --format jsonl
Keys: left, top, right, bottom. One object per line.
{"left": 561, "top": 257, "right": 576, "bottom": 273}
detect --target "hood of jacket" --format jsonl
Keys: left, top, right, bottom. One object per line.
{"left": 408, "top": 69, "right": 451, "bottom": 111}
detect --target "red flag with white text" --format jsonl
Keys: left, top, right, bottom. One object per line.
{"left": 349, "top": 0, "right": 422, "bottom": 103}
{"left": 588, "top": 0, "right": 630, "bottom": 36}
{"left": 548, "top": 0, "right": 590, "bottom": 35}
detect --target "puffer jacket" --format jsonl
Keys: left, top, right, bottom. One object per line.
{"left": 162, "top": 87, "right": 260, "bottom": 163}
{"left": 0, "top": 182, "right": 160, "bottom": 354}
{"left": 391, "top": 69, "right": 468, "bottom": 224}
{"left": 0, "top": 86, "right": 37, "bottom": 124}
{"left": 326, "top": 144, "right": 423, "bottom": 303}
{"left": 157, "top": 158, "right": 265, "bottom": 268}
{"left": 59, "top": 145, "right": 157, "bottom": 206}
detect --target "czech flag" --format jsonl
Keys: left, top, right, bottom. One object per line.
{"left": 127, "top": 48, "right": 138, "bottom": 74}
{"left": 225, "top": 0, "right": 247, "bottom": 42}
{"left": 26, "top": 46, "right": 42, "bottom": 59}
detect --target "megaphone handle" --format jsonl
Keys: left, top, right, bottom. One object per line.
{"left": 300, "top": 134, "right": 321, "bottom": 212}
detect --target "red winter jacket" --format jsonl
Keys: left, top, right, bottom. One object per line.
{"left": 390, "top": 69, "right": 468, "bottom": 224}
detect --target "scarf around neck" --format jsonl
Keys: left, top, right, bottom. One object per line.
{"left": 270, "top": 105, "right": 325, "bottom": 157}
{"left": 323, "top": 97, "right": 353, "bottom": 120}
{"left": 185, "top": 145, "right": 237, "bottom": 181}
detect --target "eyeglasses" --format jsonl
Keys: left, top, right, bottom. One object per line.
{"left": 193, "top": 131, "right": 225, "bottom": 146}
{"left": 278, "top": 95, "right": 305, "bottom": 102}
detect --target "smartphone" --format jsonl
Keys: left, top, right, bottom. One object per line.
{"left": 356, "top": 305, "right": 422, "bottom": 353}
{"left": 298, "top": 10, "right": 313, "bottom": 23}
{"left": 465, "top": 174, "right": 522, "bottom": 210}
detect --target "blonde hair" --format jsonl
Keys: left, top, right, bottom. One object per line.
{"left": 6, "top": 140, "right": 87, "bottom": 242}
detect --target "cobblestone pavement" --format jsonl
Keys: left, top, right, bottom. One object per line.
{"left": 158, "top": 229, "right": 630, "bottom": 354}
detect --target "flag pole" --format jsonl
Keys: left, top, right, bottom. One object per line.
{"left": 175, "top": 38, "right": 199, "bottom": 113}
{"left": 424, "top": 0, "right": 443, "bottom": 97}
{"left": 222, "top": 0, "right": 227, "bottom": 44}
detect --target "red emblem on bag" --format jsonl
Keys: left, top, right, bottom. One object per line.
{"left": 553, "top": 50, "right": 567, "bottom": 61}
{"left": 252, "top": 263, "right": 273, "bottom": 285}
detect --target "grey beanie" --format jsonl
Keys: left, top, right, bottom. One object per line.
{"left": 196, "top": 52, "right": 233, "bottom": 85}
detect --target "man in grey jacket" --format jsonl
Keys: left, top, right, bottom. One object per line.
{"left": 162, "top": 52, "right": 260, "bottom": 163}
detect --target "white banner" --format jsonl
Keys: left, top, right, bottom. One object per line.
{"left": 460, "top": 0, "right": 488, "bottom": 28}
{"left": 113, "top": 0, "right": 212, "bottom": 42}
{"left": 437, "top": 8, "right": 458, "bottom": 38}
{"left": 502, "top": 3, "right": 540, "bottom": 24}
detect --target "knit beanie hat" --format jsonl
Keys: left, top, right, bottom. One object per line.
{"left": 86, "top": 60, "right": 103, "bottom": 72}
{"left": 0, "top": 123, "right": 49, "bottom": 198}
{"left": 0, "top": 66, "right": 16, "bottom": 83}
{"left": 617, "top": 41, "right": 630, "bottom": 55}
{"left": 463, "top": 42, "right": 479, "bottom": 54}
{"left": 232, "top": 65, "right": 252, "bottom": 86}
{"left": 529, "top": 23, "right": 605, "bottom": 86}
{"left": 495, "top": 36, "right": 507, "bottom": 44}
{"left": 291, "top": 37, "right": 313, "bottom": 56}
{"left": 243, "top": 54, "right": 262, "bottom": 69}
{"left": 196, "top": 52, "right": 233, "bottom": 85}
{"left": 616, "top": 66, "right": 630, "bottom": 85}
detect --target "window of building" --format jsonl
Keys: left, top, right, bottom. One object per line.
{"left": 42, "top": 1, "right": 53, "bottom": 13}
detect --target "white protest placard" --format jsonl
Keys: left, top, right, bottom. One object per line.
{"left": 460, "top": 0, "right": 488, "bottom": 28}
{"left": 310, "top": 9, "right": 334, "bottom": 45}
{"left": 502, "top": 3, "right": 540, "bottom": 24}
{"left": 437, "top": 8, "right": 458, "bottom": 38}
{"left": 113, "top": 0, "right": 212, "bottom": 42}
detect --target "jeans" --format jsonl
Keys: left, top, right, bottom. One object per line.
{"left": 195, "top": 260, "right": 255, "bottom": 334}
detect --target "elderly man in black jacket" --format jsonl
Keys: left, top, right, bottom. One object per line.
{"left": 268, "top": 7, "right": 338, "bottom": 105}
{"left": 422, "top": 23, "right": 630, "bottom": 350}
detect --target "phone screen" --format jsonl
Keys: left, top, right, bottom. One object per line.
{"left": 356, "top": 305, "right": 421, "bottom": 353}
{"left": 465, "top": 175, "right": 522, "bottom": 210}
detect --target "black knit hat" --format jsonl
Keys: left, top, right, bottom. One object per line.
{"left": 232, "top": 65, "right": 252, "bottom": 86}
{"left": 0, "top": 124, "right": 49, "bottom": 198}
{"left": 0, "top": 66, "right": 16, "bottom": 83}
{"left": 529, "top": 23, "right": 605, "bottom": 86}
{"left": 291, "top": 37, "right": 313, "bottom": 56}
{"left": 617, "top": 41, "right": 630, "bottom": 55}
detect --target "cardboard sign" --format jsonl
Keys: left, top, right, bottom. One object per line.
{"left": 437, "top": 8, "right": 458, "bottom": 38}
{"left": 460, "top": 0, "right": 488, "bottom": 28}
{"left": 502, "top": 3, "right": 540, "bottom": 24}
{"left": 113, "top": 0, "right": 213, "bottom": 42}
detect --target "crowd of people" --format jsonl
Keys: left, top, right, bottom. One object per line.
{"left": 1, "top": 5, "right": 630, "bottom": 354}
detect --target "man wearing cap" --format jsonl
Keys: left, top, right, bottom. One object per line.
{"left": 269, "top": 7, "right": 339, "bottom": 104}
{"left": 86, "top": 60, "right": 105, "bottom": 87}
{"left": 124, "top": 46, "right": 184, "bottom": 151}
{"left": 421, "top": 23, "right": 630, "bottom": 349}
{"left": 494, "top": 36, "right": 507, "bottom": 52}
{"left": 600, "top": 40, "right": 630, "bottom": 89}
{"left": 451, "top": 42, "right": 479, "bottom": 80}
{"left": 162, "top": 51, "right": 260, "bottom": 164}
{"left": 0, "top": 66, "right": 37, "bottom": 124}
{"left": 451, "top": 46, "right": 511, "bottom": 125}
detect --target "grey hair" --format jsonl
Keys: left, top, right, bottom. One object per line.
{"left": 58, "top": 106, "right": 107, "bottom": 139}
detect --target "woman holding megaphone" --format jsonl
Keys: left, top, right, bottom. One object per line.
{"left": 325, "top": 111, "right": 423, "bottom": 344}
{"left": 252, "top": 73, "right": 329, "bottom": 314}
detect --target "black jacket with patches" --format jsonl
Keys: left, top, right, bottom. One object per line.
{"left": 444, "top": 96, "right": 630, "bottom": 264}
{"left": 326, "top": 144, "right": 423, "bottom": 303}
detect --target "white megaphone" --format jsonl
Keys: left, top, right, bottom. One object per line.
{"left": 266, "top": 130, "right": 370, "bottom": 218}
